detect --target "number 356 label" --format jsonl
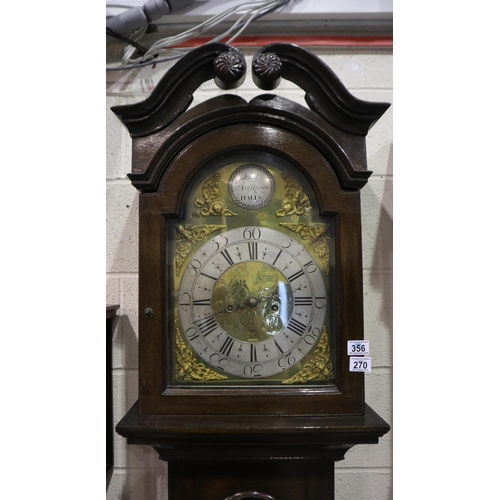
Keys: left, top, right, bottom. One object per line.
{"left": 349, "top": 357, "right": 372, "bottom": 372}
{"left": 347, "top": 340, "right": 369, "bottom": 355}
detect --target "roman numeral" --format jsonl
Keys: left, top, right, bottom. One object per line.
{"left": 287, "top": 318, "right": 307, "bottom": 336}
{"left": 248, "top": 242, "right": 258, "bottom": 260}
{"left": 250, "top": 344, "right": 258, "bottom": 362}
{"left": 288, "top": 269, "right": 305, "bottom": 282}
{"left": 274, "top": 339, "right": 284, "bottom": 354}
{"left": 294, "top": 296, "right": 313, "bottom": 306}
{"left": 220, "top": 249, "right": 234, "bottom": 266}
{"left": 200, "top": 272, "right": 217, "bottom": 281}
{"left": 188, "top": 333, "right": 202, "bottom": 345}
{"left": 195, "top": 316, "right": 218, "bottom": 337}
{"left": 220, "top": 337, "right": 235, "bottom": 356}
{"left": 193, "top": 298, "right": 211, "bottom": 306}
{"left": 272, "top": 249, "right": 282, "bottom": 266}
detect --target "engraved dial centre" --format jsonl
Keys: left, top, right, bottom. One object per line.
{"left": 212, "top": 261, "right": 293, "bottom": 343}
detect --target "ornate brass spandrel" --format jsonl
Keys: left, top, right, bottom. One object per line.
{"left": 275, "top": 173, "right": 312, "bottom": 217}
{"left": 174, "top": 224, "right": 226, "bottom": 276}
{"left": 279, "top": 222, "right": 330, "bottom": 275}
{"left": 174, "top": 325, "right": 227, "bottom": 382}
{"left": 282, "top": 327, "right": 333, "bottom": 384}
{"left": 193, "top": 172, "right": 238, "bottom": 217}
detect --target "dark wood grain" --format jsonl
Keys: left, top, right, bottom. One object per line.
{"left": 111, "top": 43, "right": 239, "bottom": 137}
{"left": 106, "top": 305, "right": 119, "bottom": 491}
{"left": 252, "top": 44, "right": 390, "bottom": 135}
{"left": 117, "top": 401, "right": 389, "bottom": 461}
{"left": 169, "top": 461, "right": 335, "bottom": 500}
{"left": 127, "top": 95, "right": 373, "bottom": 192}
{"left": 111, "top": 42, "right": 391, "bottom": 499}
{"left": 133, "top": 119, "right": 367, "bottom": 416}
{"left": 213, "top": 48, "right": 247, "bottom": 89}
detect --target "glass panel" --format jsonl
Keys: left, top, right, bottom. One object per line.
{"left": 166, "top": 150, "right": 335, "bottom": 387}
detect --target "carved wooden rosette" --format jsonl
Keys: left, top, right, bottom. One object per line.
{"left": 252, "top": 52, "right": 283, "bottom": 90}
{"left": 111, "top": 40, "right": 392, "bottom": 500}
{"left": 113, "top": 39, "right": 391, "bottom": 442}
{"left": 213, "top": 48, "right": 247, "bottom": 90}
{"left": 251, "top": 43, "right": 390, "bottom": 136}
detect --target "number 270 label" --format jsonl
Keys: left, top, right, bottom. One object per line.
{"left": 349, "top": 357, "right": 372, "bottom": 373}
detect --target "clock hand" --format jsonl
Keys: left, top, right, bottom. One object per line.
{"left": 212, "top": 301, "right": 247, "bottom": 316}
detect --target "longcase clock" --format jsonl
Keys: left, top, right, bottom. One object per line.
{"left": 112, "top": 42, "right": 390, "bottom": 499}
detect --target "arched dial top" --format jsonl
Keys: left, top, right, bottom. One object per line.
{"left": 177, "top": 227, "right": 327, "bottom": 379}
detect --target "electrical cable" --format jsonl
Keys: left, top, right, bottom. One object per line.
{"left": 109, "top": 0, "right": 289, "bottom": 70}
{"left": 147, "top": 0, "right": 277, "bottom": 47}
{"left": 121, "top": 24, "right": 151, "bottom": 64}
{"left": 107, "top": 0, "right": 292, "bottom": 72}
{"left": 146, "top": 1, "right": 284, "bottom": 51}
{"left": 128, "top": 0, "right": 290, "bottom": 66}
{"left": 106, "top": 27, "right": 149, "bottom": 55}
{"left": 106, "top": 3, "right": 134, "bottom": 8}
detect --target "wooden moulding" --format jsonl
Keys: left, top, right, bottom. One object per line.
{"left": 112, "top": 42, "right": 390, "bottom": 191}
{"left": 111, "top": 43, "right": 390, "bottom": 421}
{"left": 117, "top": 401, "right": 390, "bottom": 462}
{"left": 133, "top": 123, "right": 366, "bottom": 417}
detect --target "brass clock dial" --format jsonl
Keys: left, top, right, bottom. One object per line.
{"left": 170, "top": 151, "right": 334, "bottom": 386}
{"left": 177, "top": 226, "right": 327, "bottom": 379}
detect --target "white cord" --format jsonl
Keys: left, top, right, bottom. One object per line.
{"left": 106, "top": 3, "right": 133, "bottom": 8}
{"left": 210, "top": 1, "right": 276, "bottom": 43}
{"left": 121, "top": 24, "right": 149, "bottom": 65}
{"left": 146, "top": 1, "right": 275, "bottom": 53}
{"left": 120, "top": 0, "right": 291, "bottom": 67}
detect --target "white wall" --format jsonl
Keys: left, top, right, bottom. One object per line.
{"left": 106, "top": 45, "right": 393, "bottom": 500}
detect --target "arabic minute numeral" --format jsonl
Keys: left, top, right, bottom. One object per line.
{"left": 303, "top": 260, "right": 318, "bottom": 273}
{"left": 278, "top": 353, "right": 296, "bottom": 369}
{"left": 315, "top": 297, "right": 326, "bottom": 309}
{"left": 243, "top": 227, "right": 261, "bottom": 240}
{"left": 244, "top": 363, "right": 263, "bottom": 377}
{"left": 188, "top": 259, "right": 202, "bottom": 277}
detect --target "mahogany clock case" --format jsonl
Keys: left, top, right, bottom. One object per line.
{"left": 111, "top": 43, "right": 391, "bottom": 419}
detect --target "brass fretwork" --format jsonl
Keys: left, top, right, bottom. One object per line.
{"left": 282, "top": 327, "right": 333, "bottom": 384}
{"left": 174, "top": 325, "right": 227, "bottom": 381}
{"left": 275, "top": 173, "right": 312, "bottom": 217}
{"left": 174, "top": 224, "right": 226, "bottom": 276}
{"left": 279, "top": 222, "right": 330, "bottom": 275}
{"left": 192, "top": 172, "right": 238, "bottom": 217}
